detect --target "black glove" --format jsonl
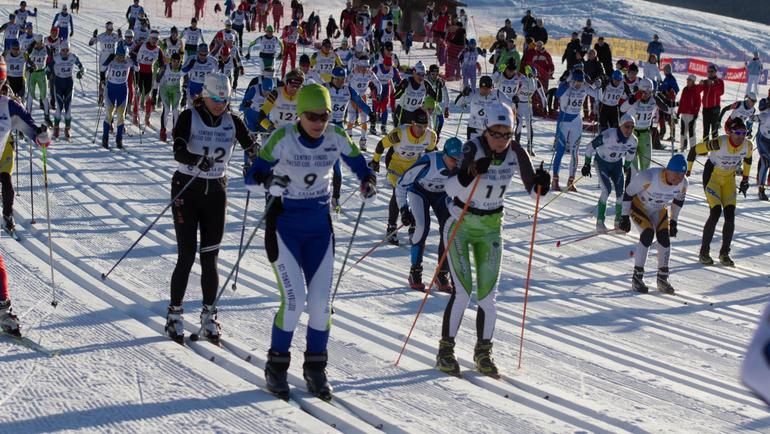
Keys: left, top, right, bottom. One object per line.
{"left": 532, "top": 163, "right": 551, "bottom": 195}
{"left": 581, "top": 163, "right": 591, "bottom": 177}
{"left": 370, "top": 110, "right": 377, "bottom": 124}
{"left": 368, "top": 160, "right": 380, "bottom": 173}
{"left": 360, "top": 174, "right": 377, "bottom": 203}
{"left": 34, "top": 7, "right": 37, "bottom": 12}
{"left": 245, "top": 52, "right": 251, "bottom": 60}
{"left": 400, "top": 206, "right": 414, "bottom": 226}
{"left": 461, "top": 85, "right": 472, "bottom": 97}
{"left": 669, "top": 220, "right": 678, "bottom": 238}
{"left": 619, "top": 215, "right": 631, "bottom": 233}
{"left": 197, "top": 156, "right": 213, "bottom": 172}
{"left": 76, "top": 71, "right": 83, "bottom": 79}
{"left": 265, "top": 174, "right": 291, "bottom": 196}
{"left": 739, "top": 178, "right": 750, "bottom": 197}
{"left": 93, "top": 29, "right": 98, "bottom": 38}
{"left": 472, "top": 157, "right": 492, "bottom": 176}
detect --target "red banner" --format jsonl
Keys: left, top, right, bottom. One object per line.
{"left": 687, "top": 58, "right": 710, "bottom": 76}
{"left": 723, "top": 67, "right": 747, "bottom": 83}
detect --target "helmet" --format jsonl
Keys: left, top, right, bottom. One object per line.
{"left": 33, "top": 34, "right": 43, "bottom": 43}
{"left": 666, "top": 154, "right": 687, "bottom": 174}
{"left": 220, "top": 46, "right": 231, "bottom": 57}
{"left": 619, "top": 113, "right": 635, "bottom": 127}
{"left": 331, "top": 66, "right": 347, "bottom": 79}
{"left": 60, "top": 40, "right": 70, "bottom": 51}
{"left": 9, "top": 40, "right": 19, "bottom": 49}
{"left": 612, "top": 70, "right": 623, "bottom": 81}
{"left": 299, "top": 53, "right": 310, "bottom": 65}
{"left": 484, "top": 102, "right": 514, "bottom": 129}
{"left": 414, "top": 61, "right": 426, "bottom": 75}
{"left": 468, "top": 38, "right": 476, "bottom": 46}
{"left": 727, "top": 116, "right": 747, "bottom": 132}
{"left": 746, "top": 91, "right": 758, "bottom": 101}
{"left": 413, "top": 109, "right": 429, "bottom": 125}
{"left": 341, "top": 38, "right": 349, "bottom": 46}
{"left": 261, "top": 77, "right": 275, "bottom": 93}
{"left": 479, "top": 75, "right": 494, "bottom": 88}
{"left": 202, "top": 72, "right": 232, "bottom": 101}
{"left": 571, "top": 70, "right": 584, "bottom": 82}
{"left": 197, "top": 43, "right": 208, "bottom": 54}
{"left": 443, "top": 137, "right": 463, "bottom": 159}
{"left": 124, "top": 29, "right": 134, "bottom": 38}
{"left": 115, "top": 43, "right": 127, "bottom": 57}
{"left": 24, "top": 22, "right": 32, "bottom": 29}
{"left": 639, "top": 78, "right": 653, "bottom": 93}
{"left": 224, "top": 18, "right": 232, "bottom": 26}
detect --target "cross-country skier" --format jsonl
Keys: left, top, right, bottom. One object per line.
{"left": 156, "top": 52, "right": 184, "bottom": 142}
{"left": 0, "top": 14, "right": 21, "bottom": 52}
{"left": 218, "top": 46, "right": 244, "bottom": 92}
{"left": 620, "top": 77, "right": 670, "bottom": 173}
{"left": 89, "top": 22, "right": 121, "bottom": 105}
{"left": 455, "top": 75, "right": 513, "bottom": 141}
{"left": 182, "top": 43, "right": 218, "bottom": 107}
{"left": 161, "top": 26, "right": 183, "bottom": 61}
{"left": 598, "top": 70, "right": 628, "bottom": 131}
{"left": 47, "top": 40, "right": 84, "bottom": 140}
{"left": 13, "top": 2, "right": 37, "bottom": 29}
{"left": 458, "top": 38, "right": 483, "bottom": 92}
{"left": 719, "top": 92, "right": 757, "bottom": 136}
{"left": 100, "top": 43, "right": 133, "bottom": 149}
{"left": 17, "top": 23, "right": 34, "bottom": 53}
{"left": 687, "top": 117, "right": 753, "bottom": 267}
{"left": 372, "top": 56, "right": 401, "bottom": 136}
{"left": 582, "top": 114, "right": 638, "bottom": 231}
{"left": 246, "top": 25, "right": 283, "bottom": 71}
{"left": 5, "top": 41, "right": 26, "bottom": 100}
{"left": 369, "top": 108, "right": 437, "bottom": 245}
{"left": 51, "top": 5, "right": 73, "bottom": 41}
{"left": 244, "top": 83, "right": 377, "bottom": 401}
{"left": 310, "top": 39, "right": 343, "bottom": 83}
{"left": 25, "top": 35, "right": 52, "bottom": 126}
{"left": 258, "top": 69, "right": 303, "bottom": 130}
{"left": 182, "top": 18, "right": 205, "bottom": 63}
{"left": 125, "top": 0, "right": 145, "bottom": 30}
{"left": 346, "top": 58, "right": 380, "bottom": 150}
{"left": 240, "top": 67, "right": 275, "bottom": 133}
{"left": 165, "top": 72, "right": 255, "bottom": 345}
{"left": 297, "top": 54, "right": 323, "bottom": 85}
{"left": 231, "top": 4, "right": 249, "bottom": 54}
{"left": 619, "top": 154, "right": 687, "bottom": 294}
{"left": 436, "top": 101, "right": 550, "bottom": 377}
{"left": 396, "top": 136, "right": 462, "bottom": 291}
{"left": 741, "top": 301, "right": 770, "bottom": 406}
{"left": 130, "top": 29, "right": 165, "bottom": 126}
{"left": 755, "top": 98, "right": 770, "bottom": 200}
{"left": 279, "top": 20, "right": 302, "bottom": 76}
{"left": 0, "top": 254, "right": 21, "bottom": 336}
{"left": 393, "top": 61, "right": 435, "bottom": 126}
{"left": 423, "top": 64, "right": 448, "bottom": 138}
{"left": 515, "top": 66, "right": 547, "bottom": 156}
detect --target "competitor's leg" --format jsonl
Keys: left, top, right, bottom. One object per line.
{"left": 0, "top": 139, "right": 15, "bottom": 221}
{"left": 170, "top": 175, "right": 202, "bottom": 306}
{"left": 637, "top": 130, "right": 651, "bottom": 171}
{"left": 567, "top": 118, "right": 582, "bottom": 179}
{"left": 630, "top": 200, "right": 656, "bottom": 268}
{"left": 719, "top": 177, "right": 738, "bottom": 256}
{"left": 597, "top": 162, "right": 612, "bottom": 224}
{"left": 441, "top": 216, "right": 473, "bottom": 339}
{"left": 471, "top": 218, "right": 503, "bottom": 341}
{"left": 408, "top": 190, "right": 430, "bottom": 268}
{"left": 552, "top": 120, "right": 568, "bottom": 178}
{"left": 303, "top": 229, "right": 335, "bottom": 354}
{"left": 700, "top": 168, "right": 723, "bottom": 257}
{"left": 197, "top": 187, "right": 227, "bottom": 306}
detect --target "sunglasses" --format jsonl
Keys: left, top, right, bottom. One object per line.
{"left": 208, "top": 95, "right": 229, "bottom": 103}
{"left": 303, "top": 111, "right": 330, "bottom": 122}
{"left": 287, "top": 78, "right": 304, "bottom": 87}
{"left": 621, "top": 124, "right": 635, "bottom": 129}
{"left": 732, "top": 130, "right": 748, "bottom": 136}
{"left": 487, "top": 130, "right": 513, "bottom": 140}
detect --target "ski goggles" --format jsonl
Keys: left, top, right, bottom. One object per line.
{"left": 303, "top": 111, "right": 330, "bottom": 122}
{"left": 208, "top": 94, "right": 229, "bottom": 103}
{"left": 487, "top": 130, "right": 513, "bottom": 140}
{"left": 287, "top": 78, "right": 304, "bottom": 87}
{"left": 732, "top": 129, "right": 748, "bottom": 136}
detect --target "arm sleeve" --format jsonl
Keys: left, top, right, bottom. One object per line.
{"left": 171, "top": 110, "right": 200, "bottom": 165}
{"left": 233, "top": 116, "right": 256, "bottom": 152}
{"left": 258, "top": 90, "right": 278, "bottom": 129}
{"left": 457, "top": 141, "right": 479, "bottom": 187}
{"left": 743, "top": 141, "right": 754, "bottom": 176}
{"left": 585, "top": 134, "right": 602, "bottom": 161}
{"left": 9, "top": 99, "right": 38, "bottom": 138}
{"left": 349, "top": 86, "right": 371, "bottom": 115}
{"left": 245, "top": 127, "right": 283, "bottom": 187}
{"left": 670, "top": 181, "right": 687, "bottom": 221}
{"left": 513, "top": 144, "right": 536, "bottom": 194}
{"left": 622, "top": 172, "right": 647, "bottom": 215}
{"left": 373, "top": 129, "right": 398, "bottom": 163}
{"left": 393, "top": 79, "right": 407, "bottom": 99}
{"left": 686, "top": 139, "right": 714, "bottom": 171}
{"left": 395, "top": 156, "right": 430, "bottom": 209}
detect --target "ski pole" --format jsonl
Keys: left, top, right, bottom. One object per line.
{"left": 338, "top": 189, "right": 358, "bottom": 208}
{"left": 28, "top": 136, "right": 35, "bottom": 224}
{"left": 14, "top": 132, "right": 19, "bottom": 196}
{"left": 330, "top": 201, "right": 366, "bottom": 314}
{"left": 555, "top": 228, "right": 623, "bottom": 248}
{"left": 517, "top": 182, "right": 542, "bottom": 370}
{"left": 78, "top": 77, "right": 86, "bottom": 97}
{"left": 339, "top": 223, "right": 405, "bottom": 280}
{"left": 231, "top": 190, "right": 251, "bottom": 290}
{"left": 101, "top": 171, "right": 202, "bottom": 281}
{"left": 91, "top": 103, "right": 103, "bottom": 144}
{"left": 396, "top": 176, "right": 482, "bottom": 366}
{"left": 190, "top": 196, "right": 276, "bottom": 341}
{"left": 528, "top": 174, "right": 584, "bottom": 218}
{"left": 453, "top": 110, "right": 464, "bottom": 138}
{"left": 41, "top": 146, "right": 57, "bottom": 307}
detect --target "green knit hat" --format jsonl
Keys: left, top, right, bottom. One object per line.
{"left": 296, "top": 83, "right": 331, "bottom": 115}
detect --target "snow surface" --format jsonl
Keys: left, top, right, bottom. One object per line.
{"left": 0, "top": 0, "right": 768, "bottom": 433}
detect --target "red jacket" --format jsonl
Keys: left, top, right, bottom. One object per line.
{"left": 522, "top": 49, "right": 554, "bottom": 78}
{"left": 431, "top": 14, "right": 450, "bottom": 34}
{"left": 700, "top": 78, "right": 724, "bottom": 109}
{"left": 677, "top": 84, "right": 702, "bottom": 116}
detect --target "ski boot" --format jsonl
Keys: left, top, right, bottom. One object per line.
{"left": 408, "top": 264, "right": 425, "bottom": 291}
{"left": 698, "top": 253, "right": 714, "bottom": 265}
{"left": 719, "top": 252, "right": 735, "bottom": 267}
{"left": 44, "top": 114, "right": 52, "bottom": 127}
{"left": 632, "top": 266, "right": 648, "bottom": 293}
{"left": 474, "top": 339, "right": 500, "bottom": 378}
{"left": 53, "top": 125, "right": 60, "bottom": 139}
{"left": 358, "top": 136, "right": 367, "bottom": 152}
{"left": 101, "top": 135, "right": 109, "bottom": 149}
{"left": 596, "top": 219, "right": 608, "bottom": 233}
{"left": 3, "top": 214, "right": 15, "bottom": 232}
{"left": 436, "top": 270, "right": 453, "bottom": 293}
{"left": 64, "top": 127, "right": 71, "bottom": 141}
{"left": 265, "top": 349, "right": 291, "bottom": 400}
{"left": 567, "top": 177, "right": 578, "bottom": 192}
{"left": 200, "top": 304, "right": 221, "bottom": 343}
{"left": 386, "top": 224, "right": 399, "bottom": 246}
{"left": 368, "top": 122, "right": 376, "bottom": 136}
{"left": 132, "top": 112, "right": 140, "bottom": 125}
{"left": 303, "top": 351, "right": 333, "bottom": 401}
{"left": 159, "top": 128, "right": 167, "bottom": 142}
{"left": 551, "top": 175, "right": 561, "bottom": 192}
{"left": 145, "top": 111, "right": 151, "bottom": 127}
{"left": 436, "top": 337, "right": 460, "bottom": 376}
{"left": 116, "top": 125, "right": 125, "bottom": 149}
{"left": 0, "top": 300, "right": 21, "bottom": 337}
{"left": 380, "top": 124, "right": 387, "bottom": 136}
{"left": 164, "top": 305, "right": 184, "bottom": 344}
{"left": 656, "top": 267, "right": 675, "bottom": 294}
{"left": 759, "top": 186, "right": 768, "bottom": 201}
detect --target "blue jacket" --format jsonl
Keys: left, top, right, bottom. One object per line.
{"left": 647, "top": 40, "right": 663, "bottom": 58}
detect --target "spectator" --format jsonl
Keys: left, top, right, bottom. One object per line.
{"left": 658, "top": 63, "right": 680, "bottom": 141}
{"left": 746, "top": 51, "right": 762, "bottom": 95}
{"left": 580, "top": 19, "right": 594, "bottom": 52}
{"left": 422, "top": 2, "right": 435, "bottom": 49}
{"left": 594, "top": 36, "right": 613, "bottom": 77}
{"left": 340, "top": 1, "right": 357, "bottom": 44}
{"left": 523, "top": 40, "right": 554, "bottom": 91}
{"left": 529, "top": 18, "right": 548, "bottom": 45}
{"left": 701, "top": 63, "right": 725, "bottom": 142}
{"left": 446, "top": 20, "right": 465, "bottom": 80}
{"left": 497, "top": 18, "right": 516, "bottom": 42}
{"left": 391, "top": 1, "right": 403, "bottom": 33}
{"left": 492, "top": 36, "right": 519, "bottom": 73}
{"left": 640, "top": 54, "right": 661, "bottom": 86}
{"left": 326, "top": 15, "right": 339, "bottom": 40}
{"left": 677, "top": 74, "right": 702, "bottom": 151}
{"left": 583, "top": 49, "right": 604, "bottom": 83}
{"left": 561, "top": 32, "right": 584, "bottom": 71}
{"left": 647, "top": 34, "right": 663, "bottom": 59}
{"left": 457, "top": 8, "right": 468, "bottom": 30}
{"left": 521, "top": 10, "right": 536, "bottom": 38}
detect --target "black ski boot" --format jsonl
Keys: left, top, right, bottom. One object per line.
{"left": 303, "top": 351, "right": 332, "bottom": 401}
{"left": 101, "top": 135, "right": 109, "bottom": 149}
{"left": 759, "top": 186, "right": 769, "bottom": 201}
{"left": 632, "top": 266, "right": 648, "bottom": 293}
{"left": 116, "top": 136, "right": 124, "bottom": 149}
{"left": 0, "top": 300, "right": 21, "bottom": 337}
{"left": 265, "top": 350, "right": 291, "bottom": 400}
{"left": 436, "top": 337, "right": 460, "bottom": 376}
{"left": 408, "top": 264, "right": 425, "bottom": 291}
{"left": 656, "top": 267, "right": 675, "bottom": 294}
{"left": 3, "top": 215, "right": 15, "bottom": 232}
{"left": 386, "top": 224, "right": 399, "bottom": 246}
{"left": 699, "top": 252, "right": 714, "bottom": 265}
{"left": 719, "top": 252, "right": 735, "bottom": 267}
{"left": 474, "top": 339, "right": 500, "bottom": 378}
{"left": 200, "top": 304, "right": 221, "bottom": 343}
{"left": 380, "top": 124, "right": 387, "bottom": 136}
{"left": 164, "top": 305, "right": 184, "bottom": 344}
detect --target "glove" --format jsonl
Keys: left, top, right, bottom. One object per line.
{"left": 368, "top": 159, "right": 380, "bottom": 173}
{"left": 265, "top": 174, "right": 291, "bottom": 197}
{"left": 444, "top": 107, "right": 449, "bottom": 118}
{"left": 532, "top": 163, "right": 551, "bottom": 195}
{"left": 669, "top": 220, "right": 678, "bottom": 238}
{"left": 197, "top": 156, "right": 214, "bottom": 172}
{"left": 239, "top": 66, "right": 245, "bottom": 75}
{"left": 93, "top": 29, "right": 98, "bottom": 38}
{"left": 242, "top": 99, "right": 252, "bottom": 108}
{"left": 370, "top": 110, "right": 377, "bottom": 124}
{"left": 400, "top": 206, "right": 414, "bottom": 226}
{"left": 34, "top": 7, "right": 37, "bottom": 12}
{"left": 461, "top": 85, "right": 472, "bottom": 97}
{"left": 360, "top": 174, "right": 377, "bottom": 205}
{"left": 581, "top": 163, "right": 591, "bottom": 177}
{"left": 245, "top": 53, "right": 251, "bottom": 60}
{"left": 35, "top": 126, "right": 50, "bottom": 148}
{"left": 619, "top": 215, "right": 631, "bottom": 233}
{"left": 77, "top": 71, "right": 84, "bottom": 80}
{"left": 685, "top": 170, "right": 691, "bottom": 177}
{"left": 739, "top": 177, "right": 750, "bottom": 197}
{"left": 471, "top": 157, "right": 492, "bottom": 176}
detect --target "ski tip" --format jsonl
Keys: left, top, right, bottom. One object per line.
{"left": 100, "top": 273, "right": 107, "bottom": 281}
{"left": 189, "top": 333, "right": 200, "bottom": 342}
{"left": 51, "top": 300, "right": 58, "bottom": 308}
{"left": 231, "top": 283, "right": 237, "bottom": 290}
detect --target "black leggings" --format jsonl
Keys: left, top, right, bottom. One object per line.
{"left": 701, "top": 204, "right": 735, "bottom": 256}
{"left": 702, "top": 106, "right": 720, "bottom": 142}
{"left": 0, "top": 173, "right": 13, "bottom": 217}
{"left": 169, "top": 172, "right": 227, "bottom": 306}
